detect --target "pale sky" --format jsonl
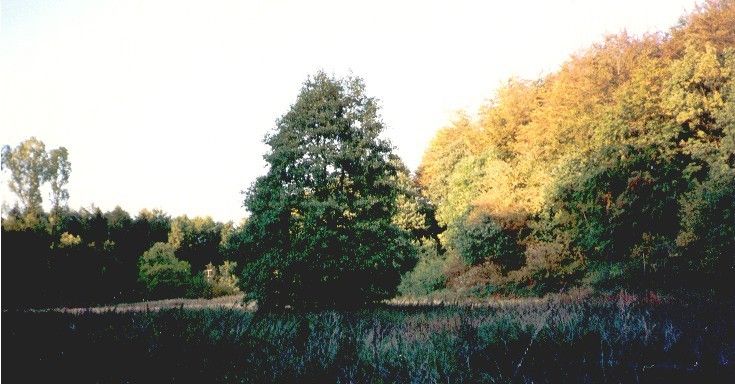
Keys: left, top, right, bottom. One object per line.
{"left": 1, "top": 0, "right": 699, "bottom": 223}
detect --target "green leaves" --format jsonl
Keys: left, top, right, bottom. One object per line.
{"left": 451, "top": 209, "right": 523, "bottom": 269}
{"left": 138, "top": 242, "right": 192, "bottom": 299}
{"left": 411, "top": 2, "right": 735, "bottom": 296}
{"left": 1, "top": 137, "right": 71, "bottom": 219}
{"left": 241, "top": 72, "right": 416, "bottom": 308}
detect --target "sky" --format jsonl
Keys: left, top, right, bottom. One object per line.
{"left": 0, "top": 0, "right": 700, "bottom": 223}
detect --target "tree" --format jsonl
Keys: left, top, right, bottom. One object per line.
{"left": 138, "top": 242, "right": 192, "bottom": 298}
{"left": 1, "top": 137, "right": 71, "bottom": 220}
{"left": 669, "top": 0, "right": 735, "bottom": 53}
{"left": 416, "top": 113, "right": 478, "bottom": 217}
{"left": 391, "top": 160, "right": 443, "bottom": 251}
{"left": 167, "top": 215, "right": 223, "bottom": 272}
{"left": 47, "top": 147, "right": 71, "bottom": 213}
{"left": 241, "top": 72, "right": 416, "bottom": 308}
{"left": 1, "top": 137, "right": 49, "bottom": 218}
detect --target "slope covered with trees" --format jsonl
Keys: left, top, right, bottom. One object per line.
{"left": 408, "top": 0, "right": 735, "bottom": 298}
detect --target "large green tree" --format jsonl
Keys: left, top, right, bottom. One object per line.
{"left": 241, "top": 72, "right": 416, "bottom": 308}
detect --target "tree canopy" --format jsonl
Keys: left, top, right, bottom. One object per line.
{"left": 412, "top": 0, "right": 735, "bottom": 296}
{"left": 240, "top": 72, "right": 416, "bottom": 308}
{"left": 1, "top": 137, "right": 70, "bottom": 220}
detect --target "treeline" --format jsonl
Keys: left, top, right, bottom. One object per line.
{"left": 1, "top": 205, "right": 246, "bottom": 308}
{"left": 3, "top": 1, "right": 734, "bottom": 309}
{"left": 1, "top": 131, "right": 438, "bottom": 309}
{"left": 402, "top": 0, "right": 735, "bottom": 298}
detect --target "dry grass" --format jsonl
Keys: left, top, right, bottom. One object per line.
{"left": 6, "top": 292, "right": 733, "bottom": 382}
{"left": 37, "top": 293, "right": 255, "bottom": 314}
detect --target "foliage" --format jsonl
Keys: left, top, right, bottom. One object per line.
{"left": 409, "top": 1, "right": 735, "bottom": 297}
{"left": 677, "top": 166, "right": 735, "bottom": 290}
{"left": 392, "top": 160, "right": 444, "bottom": 249}
{"left": 138, "top": 242, "right": 192, "bottom": 299}
{"left": 3, "top": 2, "right": 735, "bottom": 307}
{"left": 416, "top": 113, "right": 478, "bottom": 214}
{"left": 46, "top": 147, "right": 71, "bottom": 212}
{"left": 204, "top": 260, "right": 241, "bottom": 297}
{"left": 450, "top": 208, "right": 524, "bottom": 269}
{"left": 186, "top": 272, "right": 213, "bottom": 299}
{"left": 2, "top": 195, "right": 248, "bottom": 307}
{"left": 397, "top": 245, "right": 447, "bottom": 297}
{"left": 240, "top": 72, "right": 416, "bottom": 308}
{"left": 58, "top": 231, "right": 82, "bottom": 248}
{"left": 545, "top": 145, "right": 686, "bottom": 262}
{"left": 1, "top": 137, "right": 70, "bottom": 219}
{"left": 509, "top": 240, "right": 585, "bottom": 296}
{"left": 168, "top": 215, "right": 224, "bottom": 272}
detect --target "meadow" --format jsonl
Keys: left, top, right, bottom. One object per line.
{"left": 4, "top": 293, "right": 734, "bottom": 383}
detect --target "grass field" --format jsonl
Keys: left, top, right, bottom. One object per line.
{"left": 4, "top": 294, "right": 734, "bottom": 383}
{"left": 41, "top": 293, "right": 252, "bottom": 314}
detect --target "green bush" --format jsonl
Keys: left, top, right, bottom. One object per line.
{"left": 186, "top": 272, "right": 213, "bottom": 299}
{"left": 207, "top": 260, "right": 241, "bottom": 297}
{"left": 536, "top": 145, "right": 690, "bottom": 291}
{"left": 677, "top": 166, "right": 735, "bottom": 290}
{"left": 398, "top": 246, "right": 447, "bottom": 297}
{"left": 450, "top": 208, "right": 523, "bottom": 269}
{"left": 138, "top": 242, "right": 192, "bottom": 299}
{"left": 184, "top": 261, "right": 242, "bottom": 299}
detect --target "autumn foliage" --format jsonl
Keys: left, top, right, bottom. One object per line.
{"left": 410, "top": 0, "right": 735, "bottom": 297}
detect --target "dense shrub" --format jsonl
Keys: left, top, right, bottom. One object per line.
{"left": 398, "top": 246, "right": 447, "bottom": 297}
{"left": 186, "top": 273, "right": 213, "bottom": 298}
{"left": 677, "top": 166, "right": 735, "bottom": 290}
{"left": 507, "top": 240, "right": 585, "bottom": 295}
{"left": 534, "top": 145, "right": 688, "bottom": 291}
{"left": 450, "top": 208, "right": 524, "bottom": 269}
{"left": 546, "top": 146, "right": 686, "bottom": 261}
{"left": 206, "top": 260, "right": 241, "bottom": 297}
{"left": 138, "top": 242, "right": 192, "bottom": 299}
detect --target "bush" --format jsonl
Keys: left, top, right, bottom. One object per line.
{"left": 185, "top": 261, "right": 242, "bottom": 299}
{"left": 507, "top": 240, "right": 585, "bottom": 296}
{"left": 398, "top": 246, "right": 447, "bottom": 297}
{"left": 535, "top": 145, "right": 691, "bottom": 292}
{"left": 450, "top": 208, "right": 523, "bottom": 269}
{"left": 446, "top": 261, "right": 506, "bottom": 297}
{"left": 677, "top": 166, "right": 735, "bottom": 290}
{"left": 138, "top": 242, "right": 192, "bottom": 299}
{"left": 545, "top": 145, "right": 686, "bottom": 262}
{"left": 186, "top": 272, "right": 213, "bottom": 299}
{"left": 207, "top": 260, "right": 241, "bottom": 297}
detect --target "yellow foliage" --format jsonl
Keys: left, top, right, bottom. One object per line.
{"left": 417, "top": 2, "right": 735, "bottom": 253}
{"left": 669, "top": 0, "right": 735, "bottom": 53}
{"left": 59, "top": 232, "right": 82, "bottom": 248}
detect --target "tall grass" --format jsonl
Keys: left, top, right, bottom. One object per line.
{"left": 4, "top": 295, "right": 734, "bottom": 383}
